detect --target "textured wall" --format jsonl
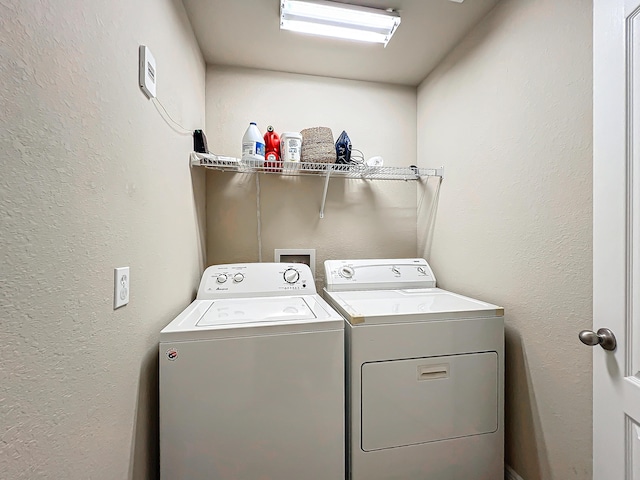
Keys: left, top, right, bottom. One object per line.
{"left": 204, "top": 66, "right": 418, "bottom": 287}
{"left": 417, "top": 1, "right": 593, "bottom": 479}
{"left": 0, "top": 1, "right": 206, "bottom": 478}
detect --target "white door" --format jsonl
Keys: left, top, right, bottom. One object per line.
{"left": 593, "top": 1, "right": 640, "bottom": 478}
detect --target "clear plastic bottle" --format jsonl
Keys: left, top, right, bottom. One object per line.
{"left": 242, "top": 122, "right": 265, "bottom": 165}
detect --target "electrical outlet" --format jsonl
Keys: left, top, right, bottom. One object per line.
{"left": 114, "top": 267, "right": 130, "bottom": 309}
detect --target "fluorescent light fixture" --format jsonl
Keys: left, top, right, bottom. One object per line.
{"left": 280, "top": 0, "right": 401, "bottom": 47}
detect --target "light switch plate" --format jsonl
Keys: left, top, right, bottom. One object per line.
{"left": 114, "top": 267, "right": 130, "bottom": 309}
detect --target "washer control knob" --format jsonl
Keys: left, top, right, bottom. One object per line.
{"left": 283, "top": 268, "right": 300, "bottom": 284}
{"left": 233, "top": 273, "right": 244, "bottom": 283}
{"left": 417, "top": 266, "right": 426, "bottom": 275}
{"left": 392, "top": 266, "right": 401, "bottom": 276}
{"left": 340, "top": 266, "right": 354, "bottom": 278}
{"left": 216, "top": 274, "right": 228, "bottom": 284}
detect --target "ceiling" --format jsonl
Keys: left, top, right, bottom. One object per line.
{"left": 181, "top": 0, "right": 500, "bottom": 86}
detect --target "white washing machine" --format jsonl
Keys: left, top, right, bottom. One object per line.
{"left": 324, "top": 258, "right": 504, "bottom": 480}
{"left": 160, "top": 263, "right": 345, "bottom": 480}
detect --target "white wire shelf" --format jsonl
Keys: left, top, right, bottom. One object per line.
{"left": 190, "top": 152, "right": 444, "bottom": 219}
{"left": 190, "top": 152, "right": 444, "bottom": 180}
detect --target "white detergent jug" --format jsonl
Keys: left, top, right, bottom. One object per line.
{"left": 242, "top": 122, "right": 265, "bottom": 165}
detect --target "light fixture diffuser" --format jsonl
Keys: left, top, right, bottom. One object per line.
{"left": 280, "top": 0, "right": 401, "bottom": 47}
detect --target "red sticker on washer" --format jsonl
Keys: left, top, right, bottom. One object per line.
{"left": 166, "top": 348, "right": 178, "bottom": 361}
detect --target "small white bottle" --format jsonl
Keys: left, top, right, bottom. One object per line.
{"left": 242, "top": 122, "right": 265, "bottom": 165}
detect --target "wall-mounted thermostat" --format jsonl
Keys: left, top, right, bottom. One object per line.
{"left": 275, "top": 249, "right": 316, "bottom": 276}
{"left": 139, "top": 45, "right": 157, "bottom": 99}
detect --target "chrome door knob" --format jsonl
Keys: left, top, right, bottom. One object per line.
{"left": 579, "top": 328, "right": 617, "bottom": 351}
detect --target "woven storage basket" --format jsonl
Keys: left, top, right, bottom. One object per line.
{"left": 300, "top": 127, "right": 336, "bottom": 169}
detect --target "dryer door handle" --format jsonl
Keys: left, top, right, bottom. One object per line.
{"left": 417, "top": 364, "right": 449, "bottom": 381}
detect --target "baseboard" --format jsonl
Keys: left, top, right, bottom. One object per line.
{"left": 505, "top": 464, "right": 524, "bottom": 480}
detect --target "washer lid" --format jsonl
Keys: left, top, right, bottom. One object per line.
{"left": 161, "top": 294, "right": 344, "bottom": 341}
{"left": 197, "top": 297, "right": 315, "bottom": 326}
{"left": 324, "top": 288, "right": 504, "bottom": 325}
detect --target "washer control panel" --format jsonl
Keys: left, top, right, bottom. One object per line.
{"left": 198, "top": 263, "right": 315, "bottom": 299}
{"left": 324, "top": 258, "right": 436, "bottom": 292}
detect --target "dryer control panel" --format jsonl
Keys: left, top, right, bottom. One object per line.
{"left": 197, "top": 263, "right": 316, "bottom": 299}
{"left": 324, "top": 258, "right": 436, "bottom": 292}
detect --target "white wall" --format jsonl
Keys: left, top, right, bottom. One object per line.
{"left": 204, "top": 66, "right": 418, "bottom": 286}
{"left": 0, "top": 1, "right": 206, "bottom": 478}
{"left": 417, "top": 1, "right": 593, "bottom": 479}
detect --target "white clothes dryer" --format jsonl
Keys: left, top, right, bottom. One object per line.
{"left": 324, "top": 258, "right": 504, "bottom": 480}
{"left": 160, "top": 263, "right": 344, "bottom": 480}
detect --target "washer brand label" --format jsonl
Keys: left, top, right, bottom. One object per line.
{"left": 166, "top": 348, "right": 178, "bottom": 361}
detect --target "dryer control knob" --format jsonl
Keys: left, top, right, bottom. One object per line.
{"left": 233, "top": 273, "right": 244, "bottom": 283}
{"left": 216, "top": 274, "right": 228, "bottom": 284}
{"left": 340, "top": 266, "right": 354, "bottom": 278}
{"left": 283, "top": 268, "right": 300, "bottom": 284}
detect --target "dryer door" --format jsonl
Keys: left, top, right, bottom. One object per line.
{"left": 361, "top": 352, "right": 498, "bottom": 451}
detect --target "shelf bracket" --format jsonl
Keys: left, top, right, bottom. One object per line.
{"left": 319, "top": 167, "right": 332, "bottom": 219}
{"left": 423, "top": 166, "right": 445, "bottom": 179}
